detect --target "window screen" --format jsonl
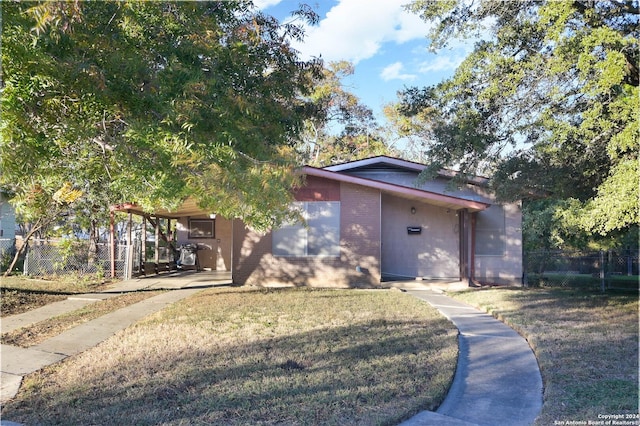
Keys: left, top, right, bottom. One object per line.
{"left": 273, "top": 202, "right": 340, "bottom": 257}
{"left": 475, "top": 205, "right": 506, "bottom": 256}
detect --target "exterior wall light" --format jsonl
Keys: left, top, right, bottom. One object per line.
{"left": 410, "top": 207, "right": 416, "bottom": 215}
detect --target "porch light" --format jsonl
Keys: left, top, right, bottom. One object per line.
{"left": 410, "top": 207, "right": 416, "bottom": 215}
{"left": 209, "top": 213, "right": 216, "bottom": 219}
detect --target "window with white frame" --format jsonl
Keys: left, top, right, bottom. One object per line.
{"left": 273, "top": 201, "right": 340, "bottom": 257}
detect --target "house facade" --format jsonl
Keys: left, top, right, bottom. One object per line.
{"left": 231, "top": 156, "right": 522, "bottom": 287}
{"left": 112, "top": 156, "right": 523, "bottom": 287}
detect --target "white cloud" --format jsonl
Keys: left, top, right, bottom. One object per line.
{"left": 254, "top": 0, "right": 284, "bottom": 10}
{"left": 418, "top": 55, "right": 466, "bottom": 73}
{"left": 290, "top": 0, "right": 432, "bottom": 64}
{"left": 380, "top": 62, "right": 416, "bottom": 81}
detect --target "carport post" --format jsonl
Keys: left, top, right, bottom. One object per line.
{"left": 126, "top": 211, "right": 133, "bottom": 280}
{"left": 109, "top": 210, "right": 116, "bottom": 278}
{"left": 154, "top": 216, "right": 160, "bottom": 274}
{"left": 141, "top": 215, "right": 147, "bottom": 276}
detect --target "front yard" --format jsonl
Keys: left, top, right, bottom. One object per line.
{"left": 2, "top": 276, "right": 637, "bottom": 425}
{"left": 1, "top": 286, "right": 458, "bottom": 425}
{"left": 449, "top": 287, "right": 639, "bottom": 425}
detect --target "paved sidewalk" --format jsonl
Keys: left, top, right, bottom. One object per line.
{"left": 399, "top": 290, "right": 543, "bottom": 426}
{"left": 1, "top": 272, "right": 230, "bottom": 405}
{"left": 1, "top": 279, "right": 542, "bottom": 425}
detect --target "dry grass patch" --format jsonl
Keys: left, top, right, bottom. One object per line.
{"left": 1, "top": 275, "right": 115, "bottom": 316}
{"left": 1, "top": 291, "right": 163, "bottom": 347}
{"left": 2, "top": 287, "right": 458, "bottom": 425}
{"left": 449, "top": 287, "right": 638, "bottom": 425}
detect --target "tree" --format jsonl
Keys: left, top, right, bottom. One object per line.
{"left": 1, "top": 0, "right": 323, "bottom": 243}
{"left": 298, "top": 61, "right": 394, "bottom": 166}
{"left": 3, "top": 181, "right": 83, "bottom": 276}
{"left": 397, "top": 1, "right": 639, "bottom": 247}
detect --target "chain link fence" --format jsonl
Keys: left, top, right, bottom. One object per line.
{"left": 129, "top": 240, "right": 176, "bottom": 277}
{"left": 0, "top": 238, "right": 16, "bottom": 272}
{"left": 23, "top": 239, "right": 129, "bottom": 279}
{"left": 524, "top": 250, "right": 639, "bottom": 291}
{"left": 7, "top": 237, "right": 639, "bottom": 291}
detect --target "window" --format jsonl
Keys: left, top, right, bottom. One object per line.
{"left": 189, "top": 219, "right": 215, "bottom": 238}
{"left": 273, "top": 202, "right": 340, "bottom": 257}
{"left": 475, "top": 205, "right": 506, "bottom": 256}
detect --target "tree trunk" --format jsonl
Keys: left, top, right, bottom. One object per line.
{"left": 3, "top": 222, "right": 42, "bottom": 277}
{"left": 88, "top": 219, "right": 99, "bottom": 265}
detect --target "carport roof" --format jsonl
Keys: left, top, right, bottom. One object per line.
{"left": 110, "top": 199, "right": 208, "bottom": 219}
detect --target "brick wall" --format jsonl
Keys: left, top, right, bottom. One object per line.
{"left": 339, "top": 183, "right": 381, "bottom": 285}
{"left": 232, "top": 179, "right": 382, "bottom": 288}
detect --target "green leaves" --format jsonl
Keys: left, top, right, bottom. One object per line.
{"left": 299, "top": 61, "right": 393, "bottom": 166}
{"left": 2, "top": 1, "right": 322, "bottom": 232}
{"left": 398, "top": 0, "right": 639, "bottom": 248}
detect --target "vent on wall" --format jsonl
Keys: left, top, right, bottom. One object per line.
{"left": 407, "top": 226, "right": 422, "bottom": 235}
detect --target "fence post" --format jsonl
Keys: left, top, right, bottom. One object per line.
{"left": 522, "top": 251, "right": 528, "bottom": 287}
{"left": 23, "top": 242, "right": 30, "bottom": 275}
{"left": 599, "top": 250, "right": 605, "bottom": 292}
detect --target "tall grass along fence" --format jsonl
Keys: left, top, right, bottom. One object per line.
{"left": 524, "top": 250, "right": 639, "bottom": 291}
{"left": 0, "top": 238, "right": 16, "bottom": 270}
{"left": 14, "top": 239, "right": 174, "bottom": 280}
{"left": 21, "top": 239, "right": 129, "bottom": 279}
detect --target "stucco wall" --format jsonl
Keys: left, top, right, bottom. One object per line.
{"left": 381, "top": 193, "right": 459, "bottom": 279}
{"left": 350, "top": 167, "right": 522, "bottom": 284}
{"left": 474, "top": 201, "right": 523, "bottom": 285}
{"left": 232, "top": 179, "right": 381, "bottom": 287}
{"left": 175, "top": 216, "right": 233, "bottom": 271}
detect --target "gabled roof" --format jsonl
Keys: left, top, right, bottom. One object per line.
{"left": 111, "top": 156, "right": 491, "bottom": 218}
{"left": 302, "top": 166, "right": 489, "bottom": 212}
{"left": 323, "top": 155, "right": 490, "bottom": 186}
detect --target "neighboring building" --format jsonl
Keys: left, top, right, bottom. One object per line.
{"left": 0, "top": 193, "right": 17, "bottom": 260}
{"left": 112, "top": 156, "right": 523, "bottom": 287}
{"left": 0, "top": 193, "right": 16, "bottom": 241}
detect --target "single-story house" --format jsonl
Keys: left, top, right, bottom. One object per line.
{"left": 111, "top": 156, "right": 522, "bottom": 286}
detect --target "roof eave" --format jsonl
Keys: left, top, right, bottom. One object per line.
{"left": 301, "top": 166, "right": 490, "bottom": 212}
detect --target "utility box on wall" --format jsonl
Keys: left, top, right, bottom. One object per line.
{"left": 407, "top": 226, "right": 422, "bottom": 235}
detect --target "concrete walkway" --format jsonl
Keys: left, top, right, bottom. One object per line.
{"left": 2, "top": 277, "right": 543, "bottom": 426}
{"left": 399, "top": 289, "right": 543, "bottom": 426}
{"left": 1, "top": 271, "right": 231, "bottom": 405}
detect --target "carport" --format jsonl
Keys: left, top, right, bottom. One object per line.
{"left": 109, "top": 199, "right": 233, "bottom": 280}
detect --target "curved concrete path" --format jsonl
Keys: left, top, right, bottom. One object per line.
{"left": 2, "top": 278, "right": 542, "bottom": 426}
{"left": 400, "top": 289, "right": 543, "bottom": 426}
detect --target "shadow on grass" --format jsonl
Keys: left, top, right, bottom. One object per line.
{"left": 0, "top": 287, "right": 77, "bottom": 296}
{"left": 450, "top": 287, "right": 639, "bottom": 424}
{"left": 3, "top": 318, "right": 457, "bottom": 426}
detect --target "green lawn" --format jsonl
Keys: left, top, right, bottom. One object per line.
{"left": 449, "top": 287, "right": 639, "bottom": 425}
{"left": 1, "top": 287, "right": 458, "bottom": 425}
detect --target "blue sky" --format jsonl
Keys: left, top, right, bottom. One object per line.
{"left": 257, "top": 0, "right": 474, "bottom": 124}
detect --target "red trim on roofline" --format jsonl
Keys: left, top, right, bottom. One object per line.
{"left": 300, "top": 166, "right": 490, "bottom": 212}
